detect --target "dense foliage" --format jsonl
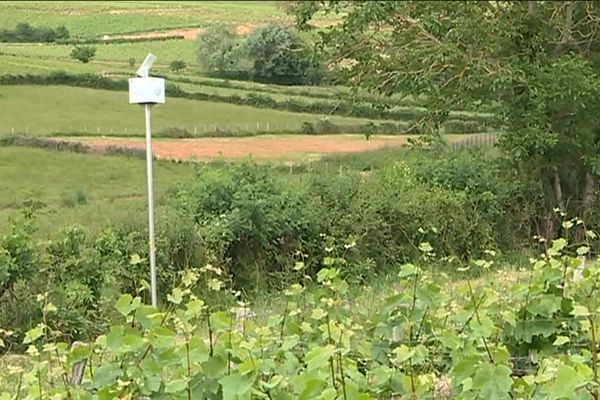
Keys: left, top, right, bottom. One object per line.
{"left": 295, "top": 1, "right": 600, "bottom": 240}
{"left": 70, "top": 46, "right": 96, "bottom": 64}
{"left": 0, "top": 151, "right": 524, "bottom": 347}
{"left": 197, "top": 24, "right": 247, "bottom": 74}
{"left": 3, "top": 231, "right": 600, "bottom": 399}
{"left": 197, "top": 23, "right": 322, "bottom": 85}
{"left": 0, "top": 22, "right": 69, "bottom": 43}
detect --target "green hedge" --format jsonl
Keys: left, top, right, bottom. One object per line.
{"left": 55, "top": 35, "right": 185, "bottom": 45}
{"left": 0, "top": 72, "right": 496, "bottom": 128}
{"left": 168, "top": 156, "right": 517, "bottom": 290}
{"left": 168, "top": 74, "right": 429, "bottom": 108}
{"left": 0, "top": 23, "right": 69, "bottom": 43}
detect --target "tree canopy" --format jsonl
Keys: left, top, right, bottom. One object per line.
{"left": 295, "top": 1, "right": 600, "bottom": 238}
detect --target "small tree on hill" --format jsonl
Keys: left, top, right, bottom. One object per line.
{"left": 197, "top": 24, "right": 246, "bottom": 74}
{"left": 70, "top": 45, "right": 96, "bottom": 64}
{"left": 245, "top": 24, "right": 315, "bottom": 84}
{"left": 169, "top": 59, "right": 187, "bottom": 72}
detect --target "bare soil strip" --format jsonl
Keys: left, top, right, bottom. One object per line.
{"left": 57, "top": 135, "right": 411, "bottom": 162}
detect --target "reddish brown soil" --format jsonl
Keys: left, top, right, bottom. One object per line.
{"left": 102, "top": 28, "right": 205, "bottom": 41}
{"left": 63, "top": 135, "right": 409, "bottom": 162}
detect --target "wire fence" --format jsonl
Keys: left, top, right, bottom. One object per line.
{"left": 2, "top": 123, "right": 495, "bottom": 138}
{"left": 450, "top": 132, "right": 498, "bottom": 150}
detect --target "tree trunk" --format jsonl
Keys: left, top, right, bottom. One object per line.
{"left": 583, "top": 171, "right": 595, "bottom": 217}
{"left": 554, "top": 166, "right": 566, "bottom": 213}
{"left": 554, "top": 1, "right": 575, "bottom": 55}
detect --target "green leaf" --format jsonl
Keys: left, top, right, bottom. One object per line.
{"left": 23, "top": 325, "right": 44, "bottom": 344}
{"left": 219, "top": 374, "right": 253, "bottom": 400}
{"left": 548, "top": 365, "right": 586, "bottom": 400}
{"left": 68, "top": 344, "right": 91, "bottom": 364}
{"left": 167, "top": 288, "right": 184, "bottom": 304}
{"left": 310, "top": 308, "right": 327, "bottom": 321}
{"left": 188, "top": 336, "right": 209, "bottom": 364}
{"left": 571, "top": 305, "right": 590, "bottom": 317}
{"left": 186, "top": 299, "right": 205, "bottom": 316}
{"left": 148, "top": 326, "right": 176, "bottom": 349}
{"left": 398, "top": 264, "right": 418, "bottom": 278}
{"left": 553, "top": 336, "right": 570, "bottom": 346}
{"left": 43, "top": 303, "right": 57, "bottom": 314}
{"left": 305, "top": 345, "right": 335, "bottom": 371}
{"left": 115, "top": 294, "right": 141, "bottom": 317}
{"left": 202, "top": 354, "right": 227, "bottom": 378}
{"left": 577, "top": 246, "right": 590, "bottom": 256}
{"left": 298, "top": 378, "right": 327, "bottom": 400}
{"left": 551, "top": 238, "right": 567, "bottom": 253}
{"left": 472, "top": 363, "right": 513, "bottom": 400}
{"left": 130, "top": 253, "right": 142, "bottom": 265}
{"left": 419, "top": 242, "right": 433, "bottom": 253}
{"left": 106, "top": 325, "right": 124, "bottom": 352}
{"left": 165, "top": 378, "right": 187, "bottom": 393}
{"left": 392, "top": 345, "right": 414, "bottom": 363}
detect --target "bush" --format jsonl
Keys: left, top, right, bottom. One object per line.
{"left": 157, "top": 127, "right": 192, "bottom": 138}
{"left": 169, "top": 59, "right": 187, "bottom": 72}
{"left": 0, "top": 23, "right": 69, "bottom": 43}
{"left": 172, "top": 163, "right": 323, "bottom": 290}
{"left": 60, "top": 189, "right": 88, "bottom": 208}
{"left": 245, "top": 24, "right": 316, "bottom": 85}
{"left": 197, "top": 24, "right": 247, "bottom": 74}
{"left": 70, "top": 45, "right": 96, "bottom": 63}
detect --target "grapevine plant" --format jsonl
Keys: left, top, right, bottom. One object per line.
{"left": 2, "top": 229, "right": 600, "bottom": 399}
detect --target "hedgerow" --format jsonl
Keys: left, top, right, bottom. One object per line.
{"left": 0, "top": 72, "right": 496, "bottom": 128}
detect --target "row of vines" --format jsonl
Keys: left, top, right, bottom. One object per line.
{"left": 2, "top": 227, "right": 599, "bottom": 399}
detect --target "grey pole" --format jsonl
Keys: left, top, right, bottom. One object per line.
{"left": 144, "top": 103, "right": 158, "bottom": 307}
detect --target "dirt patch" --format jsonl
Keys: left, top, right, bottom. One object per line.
{"left": 102, "top": 28, "right": 205, "bottom": 41}
{"left": 58, "top": 135, "right": 410, "bottom": 162}
{"left": 103, "top": 22, "right": 278, "bottom": 41}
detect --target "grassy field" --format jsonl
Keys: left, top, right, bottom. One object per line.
{"left": 0, "top": 54, "right": 127, "bottom": 74}
{"left": 0, "top": 1, "right": 293, "bottom": 38}
{"left": 0, "top": 146, "right": 196, "bottom": 236}
{"left": 1, "top": 40, "right": 198, "bottom": 66}
{"left": 0, "top": 85, "right": 373, "bottom": 136}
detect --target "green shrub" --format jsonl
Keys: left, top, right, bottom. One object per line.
{"left": 169, "top": 59, "right": 187, "bottom": 72}
{"left": 157, "top": 126, "right": 192, "bottom": 138}
{"left": 0, "top": 23, "right": 69, "bottom": 43}
{"left": 60, "top": 189, "right": 88, "bottom": 208}
{"left": 70, "top": 45, "right": 96, "bottom": 64}
{"left": 172, "top": 162, "right": 323, "bottom": 291}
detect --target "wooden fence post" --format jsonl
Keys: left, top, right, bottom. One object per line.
{"left": 70, "top": 341, "right": 87, "bottom": 386}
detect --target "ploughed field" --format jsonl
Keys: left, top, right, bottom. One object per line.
{"left": 55, "top": 134, "right": 469, "bottom": 162}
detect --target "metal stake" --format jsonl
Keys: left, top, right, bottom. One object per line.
{"left": 144, "top": 103, "right": 158, "bottom": 307}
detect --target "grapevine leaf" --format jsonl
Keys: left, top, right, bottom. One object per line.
{"left": 548, "top": 365, "right": 586, "bottom": 400}
{"left": 553, "top": 336, "right": 570, "bottom": 346}
{"left": 219, "top": 373, "right": 253, "bottom": 400}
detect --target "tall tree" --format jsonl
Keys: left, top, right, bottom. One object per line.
{"left": 196, "top": 24, "right": 245, "bottom": 74}
{"left": 245, "top": 24, "right": 313, "bottom": 84}
{"left": 296, "top": 1, "right": 600, "bottom": 238}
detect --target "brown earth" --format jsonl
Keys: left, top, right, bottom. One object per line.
{"left": 102, "top": 22, "right": 272, "bottom": 41}
{"left": 102, "top": 28, "right": 205, "bottom": 41}
{"left": 60, "top": 134, "right": 410, "bottom": 162}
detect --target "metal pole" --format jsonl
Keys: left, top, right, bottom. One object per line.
{"left": 144, "top": 103, "right": 158, "bottom": 307}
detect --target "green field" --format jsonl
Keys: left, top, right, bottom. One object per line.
{"left": 1, "top": 39, "right": 198, "bottom": 66}
{"left": 0, "top": 1, "right": 293, "bottom": 38}
{"left": 0, "top": 146, "right": 196, "bottom": 235}
{"left": 0, "top": 85, "right": 373, "bottom": 136}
